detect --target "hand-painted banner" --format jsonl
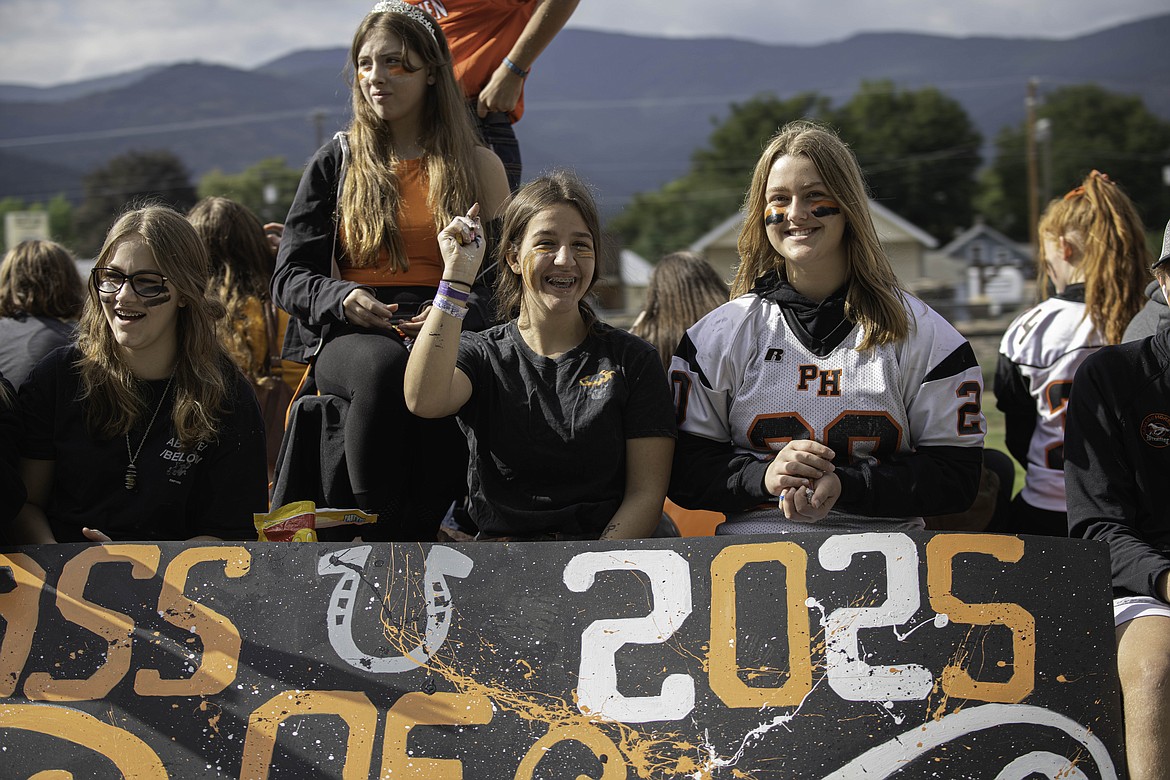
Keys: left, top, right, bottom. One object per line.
{"left": 0, "top": 533, "right": 1122, "bottom": 778}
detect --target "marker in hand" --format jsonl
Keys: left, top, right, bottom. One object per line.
{"left": 462, "top": 203, "right": 482, "bottom": 248}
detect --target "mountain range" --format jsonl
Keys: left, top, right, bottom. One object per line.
{"left": 2, "top": 14, "right": 1168, "bottom": 219}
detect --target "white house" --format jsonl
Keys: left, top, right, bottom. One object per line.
{"left": 617, "top": 248, "right": 654, "bottom": 314}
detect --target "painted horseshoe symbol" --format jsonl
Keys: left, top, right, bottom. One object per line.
{"left": 318, "top": 545, "right": 474, "bottom": 673}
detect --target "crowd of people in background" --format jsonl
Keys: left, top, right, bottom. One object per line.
{"left": 0, "top": 2, "right": 1167, "bottom": 778}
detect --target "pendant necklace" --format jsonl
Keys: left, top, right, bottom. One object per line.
{"left": 124, "top": 372, "right": 175, "bottom": 492}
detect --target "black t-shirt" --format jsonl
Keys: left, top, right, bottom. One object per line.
{"left": 17, "top": 346, "right": 269, "bottom": 542}
{"left": 455, "top": 321, "right": 676, "bottom": 539}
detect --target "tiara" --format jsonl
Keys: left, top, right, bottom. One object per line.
{"left": 370, "top": 1, "right": 438, "bottom": 42}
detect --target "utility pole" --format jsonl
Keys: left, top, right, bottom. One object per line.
{"left": 311, "top": 109, "right": 328, "bottom": 151}
{"left": 1025, "top": 79, "right": 1041, "bottom": 281}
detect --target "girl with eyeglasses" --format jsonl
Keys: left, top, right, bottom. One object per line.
{"left": 7, "top": 206, "right": 268, "bottom": 544}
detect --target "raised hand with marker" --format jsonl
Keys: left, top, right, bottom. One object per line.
{"left": 406, "top": 171, "right": 677, "bottom": 542}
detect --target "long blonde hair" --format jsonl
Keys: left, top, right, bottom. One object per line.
{"left": 1038, "top": 170, "right": 1150, "bottom": 344}
{"left": 632, "top": 251, "right": 729, "bottom": 372}
{"left": 78, "top": 206, "right": 236, "bottom": 447}
{"left": 734, "top": 120, "right": 908, "bottom": 350}
{"left": 341, "top": 8, "right": 484, "bottom": 270}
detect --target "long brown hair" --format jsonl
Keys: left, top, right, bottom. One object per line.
{"left": 1038, "top": 170, "right": 1150, "bottom": 344}
{"left": 0, "top": 239, "right": 84, "bottom": 319}
{"left": 734, "top": 120, "right": 908, "bottom": 350}
{"left": 341, "top": 7, "right": 483, "bottom": 270}
{"left": 78, "top": 206, "right": 235, "bottom": 447}
{"left": 494, "top": 170, "right": 603, "bottom": 326}
{"left": 188, "top": 196, "right": 275, "bottom": 386}
{"left": 632, "top": 251, "right": 729, "bottom": 372}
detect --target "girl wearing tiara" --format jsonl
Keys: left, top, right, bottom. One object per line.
{"left": 272, "top": 1, "right": 509, "bottom": 540}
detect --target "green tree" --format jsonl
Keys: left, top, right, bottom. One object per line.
{"left": 608, "top": 85, "right": 981, "bottom": 260}
{"left": 73, "top": 150, "right": 198, "bottom": 256}
{"left": 46, "top": 195, "right": 77, "bottom": 249}
{"left": 980, "top": 84, "right": 1170, "bottom": 241}
{"left": 609, "top": 93, "right": 829, "bottom": 261}
{"left": 829, "top": 80, "right": 982, "bottom": 242}
{"left": 973, "top": 124, "right": 1028, "bottom": 240}
{"left": 199, "top": 157, "right": 303, "bottom": 225}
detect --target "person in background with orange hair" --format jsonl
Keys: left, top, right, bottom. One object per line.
{"left": 189, "top": 196, "right": 291, "bottom": 480}
{"left": 995, "top": 169, "right": 1151, "bottom": 535}
{"left": 0, "top": 239, "right": 83, "bottom": 388}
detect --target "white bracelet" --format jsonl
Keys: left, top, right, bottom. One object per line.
{"left": 433, "top": 295, "right": 468, "bottom": 320}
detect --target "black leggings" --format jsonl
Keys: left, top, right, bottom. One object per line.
{"left": 315, "top": 327, "right": 466, "bottom": 541}
{"left": 1004, "top": 493, "right": 1069, "bottom": 537}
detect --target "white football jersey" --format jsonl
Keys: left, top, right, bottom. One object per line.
{"left": 672, "top": 293, "right": 986, "bottom": 532}
{"left": 998, "top": 295, "right": 1102, "bottom": 511}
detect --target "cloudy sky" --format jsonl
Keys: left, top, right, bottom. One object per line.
{"left": 1, "top": 0, "right": 1166, "bottom": 87}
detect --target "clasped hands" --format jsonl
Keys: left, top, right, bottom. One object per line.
{"left": 341, "top": 205, "right": 484, "bottom": 337}
{"left": 764, "top": 440, "right": 842, "bottom": 522}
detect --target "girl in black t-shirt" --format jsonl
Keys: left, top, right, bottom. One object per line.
{"left": 405, "top": 171, "right": 676, "bottom": 540}
{"left": 9, "top": 206, "right": 267, "bottom": 544}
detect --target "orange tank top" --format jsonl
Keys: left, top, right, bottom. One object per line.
{"left": 339, "top": 157, "right": 443, "bottom": 287}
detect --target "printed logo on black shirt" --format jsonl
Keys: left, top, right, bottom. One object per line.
{"left": 1141, "top": 413, "right": 1170, "bottom": 448}
{"left": 579, "top": 370, "right": 616, "bottom": 399}
{"left": 163, "top": 438, "right": 208, "bottom": 482}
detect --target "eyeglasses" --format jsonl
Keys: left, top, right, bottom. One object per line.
{"left": 91, "top": 267, "right": 170, "bottom": 298}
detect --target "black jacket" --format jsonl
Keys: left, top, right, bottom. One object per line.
{"left": 1065, "top": 326, "right": 1170, "bottom": 598}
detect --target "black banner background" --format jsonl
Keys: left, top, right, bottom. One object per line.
{"left": 1, "top": 532, "right": 1123, "bottom": 778}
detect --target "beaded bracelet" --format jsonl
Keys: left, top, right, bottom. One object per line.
{"left": 436, "top": 281, "right": 470, "bottom": 302}
{"left": 433, "top": 295, "right": 468, "bottom": 320}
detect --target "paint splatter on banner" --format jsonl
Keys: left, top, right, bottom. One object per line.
{"left": 0, "top": 532, "right": 1122, "bottom": 778}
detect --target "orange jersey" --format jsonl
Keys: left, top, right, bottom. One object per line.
{"left": 409, "top": 0, "right": 536, "bottom": 122}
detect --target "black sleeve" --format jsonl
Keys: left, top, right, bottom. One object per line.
{"left": 832, "top": 444, "right": 983, "bottom": 517}
{"left": 993, "top": 352, "right": 1035, "bottom": 467}
{"left": 1065, "top": 351, "right": 1170, "bottom": 598}
{"left": 271, "top": 139, "right": 366, "bottom": 357}
{"left": 623, "top": 344, "right": 677, "bottom": 440}
{"left": 0, "top": 374, "right": 25, "bottom": 531}
{"left": 668, "top": 431, "right": 772, "bottom": 513}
